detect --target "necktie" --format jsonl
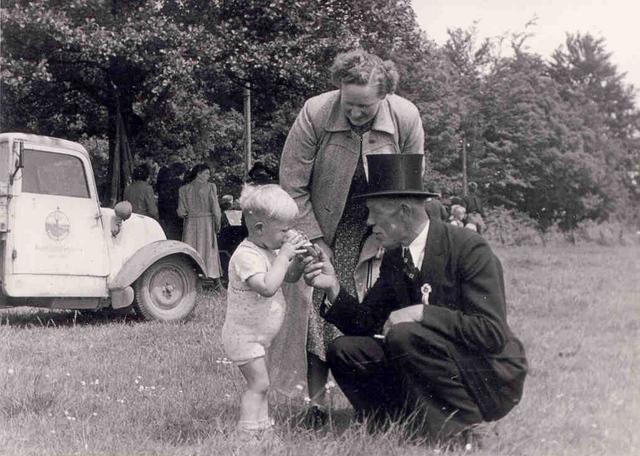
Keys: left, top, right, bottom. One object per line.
{"left": 402, "top": 248, "right": 419, "bottom": 281}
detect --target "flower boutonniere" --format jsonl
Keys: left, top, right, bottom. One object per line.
{"left": 421, "top": 283, "right": 432, "bottom": 305}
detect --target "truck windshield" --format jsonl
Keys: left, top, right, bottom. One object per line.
{"left": 22, "top": 149, "right": 90, "bottom": 198}
{"left": 0, "top": 142, "right": 9, "bottom": 184}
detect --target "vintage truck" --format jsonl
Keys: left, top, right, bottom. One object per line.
{"left": 0, "top": 133, "right": 207, "bottom": 321}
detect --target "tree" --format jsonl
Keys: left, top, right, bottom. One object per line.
{"left": 550, "top": 33, "right": 638, "bottom": 139}
{"left": 550, "top": 33, "right": 640, "bottom": 220}
{"left": 1, "top": 0, "right": 427, "bottom": 201}
{"left": 477, "top": 50, "right": 607, "bottom": 230}
{"left": 1, "top": 0, "right": 219, "bottom": 202}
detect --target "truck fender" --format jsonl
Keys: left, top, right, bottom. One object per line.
{"left": 109, "top": 240, "right": 207, "bottom": 308}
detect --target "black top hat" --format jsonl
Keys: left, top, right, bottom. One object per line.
{"left": 355, "top": 154, "right": 439, "bottom": 199}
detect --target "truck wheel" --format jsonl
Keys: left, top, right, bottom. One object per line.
{"left": 133, "top": 256, "right": 198, "bottom": 321}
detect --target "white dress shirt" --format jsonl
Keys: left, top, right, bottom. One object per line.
{"left": 403, "top": 220, "right": 430, "bottom": 271}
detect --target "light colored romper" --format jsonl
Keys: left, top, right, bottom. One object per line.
{"left": 221, "top": 239, "right": 286, "bottom": 365}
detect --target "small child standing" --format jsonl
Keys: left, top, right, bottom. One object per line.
{"left": 221, "top": 184, "right": 307, "bottom": 442}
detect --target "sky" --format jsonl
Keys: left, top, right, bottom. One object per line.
{"left": 413, "top": 0, "right": 640, "bottom": 102}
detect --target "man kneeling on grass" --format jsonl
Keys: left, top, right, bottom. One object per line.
{"left": 303, "top": 154, "right": 528, "bottom": 443}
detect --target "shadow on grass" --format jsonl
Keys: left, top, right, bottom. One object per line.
{"left": 0, "top": 288, "right": 225, "bottom": 328}
{"left": 0, "top": 307, "right": 142, "bottom": 328}
{"left": 275, "top": 402, "right": 356, "bottom": 437}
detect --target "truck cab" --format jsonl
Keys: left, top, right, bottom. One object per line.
{"left": 0, "top": 133, "right": 206, "bottom": 321}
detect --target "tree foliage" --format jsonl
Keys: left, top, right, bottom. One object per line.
{"left": 1, "top": 2, "right": 638, "bottom": 230}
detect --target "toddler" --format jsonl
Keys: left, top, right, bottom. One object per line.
{"left": 221, "top": 184, "right": 307, "bottom": 442}
{"left": 449, "top": 204, "right": 466, "bottom": 227}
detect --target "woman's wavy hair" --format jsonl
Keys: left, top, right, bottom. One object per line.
{"left": 186, "top": 163, "right": 211, "bottom": 183}
{"left": 330, "top": 49, "right": 400, "bottom": 97}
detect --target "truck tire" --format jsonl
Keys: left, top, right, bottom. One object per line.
{"left": 133, "top": 256, "right": 198, "bottom": 321}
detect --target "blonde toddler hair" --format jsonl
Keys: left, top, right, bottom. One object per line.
{"left": 239, "top": 184, "right": 298, "bottom": 222}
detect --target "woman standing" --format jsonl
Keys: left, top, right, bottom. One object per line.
{"left": 279, "top": 49, "right": 424, "bottom": 422}
{"left": 177, "top": 163, "right": 222, "bottom": 283}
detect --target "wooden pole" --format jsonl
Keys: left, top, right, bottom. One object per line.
{"left": 462, "top": 136, "right": 468, "bottom": 196}
{"left": 243, "top": 82, "right": 252, "bottom": 178}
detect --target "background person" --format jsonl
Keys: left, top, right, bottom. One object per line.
{"left": 157, "top": 161, "right": 186, "bottom": 240}
{"left": 123, "top": 163, "right": 158, "bottom": 220}
{"left": 449, "top": 204, "right": 466, "bottom": 227}
{"left": 424, "top": 187, "right": 449, "bottom": 222}
{"left": 303, "top": 154, "right": 527, "bottom": 442}
{"left": 279, "top": 48, "right": 425, "bottom": 420}
{"left": 463, "top": 182, "right": 486, "bottom": 233}
{"left": 177, "top": 163, "right": 223, "bottom": 283}
{"left": 248, "top": 161, "right": 278, "bottom": 185}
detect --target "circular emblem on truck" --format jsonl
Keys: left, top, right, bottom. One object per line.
{"left": 45, "top": 208, "right": 70, "bottom": 241}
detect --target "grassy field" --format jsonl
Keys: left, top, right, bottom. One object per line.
{"left": 0, "top": 244, "right": 638, "bottom": 456}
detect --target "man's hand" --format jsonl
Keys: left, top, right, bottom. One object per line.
{"left": 382, "top": 305, "right": 424, "bottom": 336}
{"left": 302, "top": 249, "right": 340, "bottom": 301}
{"left": 313, "top": 237, "right": 333, "bottom": 262}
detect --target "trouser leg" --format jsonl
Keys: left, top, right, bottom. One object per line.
{"left": 326, "top": 336, "right": 405, "bottom": 422}
{"left": 384, "top": 322, "right": 484, "bottom": 439}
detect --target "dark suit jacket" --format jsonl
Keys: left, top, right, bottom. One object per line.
{"left": 322, "top": 219, "right": 527, "bottom": 421}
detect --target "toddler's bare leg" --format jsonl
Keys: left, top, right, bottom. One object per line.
{"left": 238, "top": 357, "right": 270, "bottom": 426}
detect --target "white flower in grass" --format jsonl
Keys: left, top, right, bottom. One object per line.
{"left": 80, "top": 380, "right": 86, "bottom": 386}
{"left": 295, "top": 384, "right": 304, "bottom": 391}
{"left": 303, "top": 396, "right": 311, "bottom": 404}
{"left": 7, "top": 368, "right": 14, "bottom": 375}
{"left": 325, "top": 381, "right": 336, "bottom": 391}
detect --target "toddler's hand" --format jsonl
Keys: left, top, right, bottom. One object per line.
{"left": 280, "top": 230, "right": 307, "bottom": 260}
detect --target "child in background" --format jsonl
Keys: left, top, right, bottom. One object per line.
{"left": 464, "top": 212, "right": 481, "bottom": 232}
{"left": 449, "top": 204, "right": 466, "bottom": 228}
{"left": 221, "top": 184, "right": 307, "bottom": 442}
